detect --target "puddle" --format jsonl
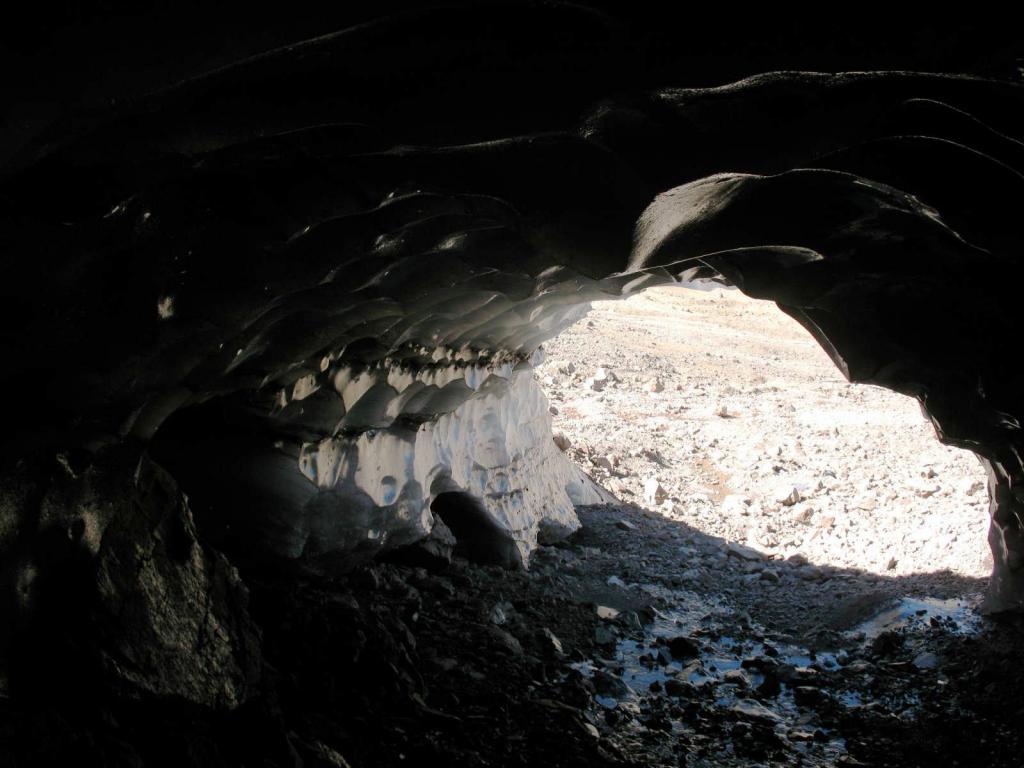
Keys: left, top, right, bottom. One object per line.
{"left": 849, "top": 596, "right": 982, "bottom": 640}
{"left": 571, "top": 586, "right": 852, "bottom": 764}
{"left": 569, "top": 586, "right": 984, "bottom": 765}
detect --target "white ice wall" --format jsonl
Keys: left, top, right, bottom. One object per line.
{"left": 296, "top": 361, "right": 602, "bottom": 564}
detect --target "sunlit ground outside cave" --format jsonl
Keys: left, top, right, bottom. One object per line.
{"left": 536, "top": 285, "right": 992, "bottom": 582}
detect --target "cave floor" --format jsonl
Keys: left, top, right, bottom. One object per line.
{"left": 282, "top": 502, "right": 1024, "bottom": 767}
{"left": 353, "top": 501, "right": 1023, "bottom": 768}
{"left": 3, "top": 502, "right": 1022, "bottom": 767}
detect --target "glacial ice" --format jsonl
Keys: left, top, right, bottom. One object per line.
{"left": 296, "top": 360, "right": 602, "bottom": 564}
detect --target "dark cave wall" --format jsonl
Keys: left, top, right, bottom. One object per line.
{"left": 2, "top": 2, "right": 1024, "bottom": 713}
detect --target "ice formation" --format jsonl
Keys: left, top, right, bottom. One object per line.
{"left": 294, "top": 361, "right": 600, "bottom": 565}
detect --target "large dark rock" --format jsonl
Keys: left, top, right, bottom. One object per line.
{"left": 3, "top": 449, "right": 261, "bottom": 712}
{"left": 93, "top": 455, "right": 261, "bottom": 709}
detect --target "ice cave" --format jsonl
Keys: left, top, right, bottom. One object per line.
{"left": 2, "top": 5, "right": 1024, "bottom": 766}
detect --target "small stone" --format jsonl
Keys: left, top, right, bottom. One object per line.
{"left": 909, "top": 479, "right": 940, "bottom": 498}
{"left": 586, "top": 367, "right": 617, "bottom": 392}
{"left": 595, "top": 626, "right": 618, "bottom": 645}
{"left": 487, "top": 626, "right": 523, "bottom": 656}
{"left": 731, "top": 699, "right": 782, "bottom": 723}
{"left": 772, "top": 485, "right": 803, "bottom": 507}
{"left": 664, "top": 677, "right": 692, "bottom": 697}
{"left": 489, "top": 601, "right": 514, "bottom": 625}
{"left": 793, "top": 686, "right": 827, "bottom": 708}
{"left": 790, "top": 503, "right": 815, "bottom": 523}
{"left": 615, "top": 519, "right": 637, "bottom": 532}
{"left": 301, "top": 741, "right": 354, "bottom": 768}
{"left": 959, "top": 477, "right": 984, "bottom": 496}
{"left": 592, "top": 669, "right": 632, "bottom": 699}
{"left": 798, "top": 565, "right": 824, "bottom": 581}
{"left": 757, "top": 671, "right": 782, "bottom": 697}
{"left": 643, "top": 478, "right": 667, "bottom": 506}
{"left": 552, "top": 430, "right": 571, "bottom": 452}
{"left": 606, "top": 478, "right": 627, "bottom": 494}
{"left": 726, "top": 541, "right": 766, "bottom": 562}
{"left": 615, "top": 610, "right": 644, "bottom": 631}
{"left": 913, "top": 652, "right": 939, "bottom": 670}
{"left": 660, "top": 499, "right": 682, "bottom": 516}
{"left": 783, "top": 666, "right": 821, "bottom": 686}
{"left": 647, "top": 377, "right": 665, "bottom": 393}
{"left": 720, "top": 494, "right": 750, "bottom": 516}
{"left": 541, "top": 628, "right": 564, "bottom": 655}
{"left": 760, "top": 568, "right": 781, "bottom": 584}
{"left": 666, "top": 636, "right": 700, "bottom": 659}
{"left": 724, "top": 669, "right": 750, "bottom": 688}
{"left": 852, "top": 494, "right": 877, "bottom": 511}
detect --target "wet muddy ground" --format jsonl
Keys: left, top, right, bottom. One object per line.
{"left": 548, "top": 504, "right": 1020, "bottom": 767}
{"left": 369, "top": 500, "right": 1024, "bottom": 767}
{"left": 325, "top": 502, "right": 1024, "bottom": 767}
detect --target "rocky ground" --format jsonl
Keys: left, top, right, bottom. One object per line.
{"left": 9, "top": 513, "right": 1019, "bottom": 768}
{"left": 536, "top": 285, "right": 992, "bottom": 581}
{"left": 3, "top": 506, "right": 1020, "bottom": 768}
{"left": 541, "top": 504, "right": 1024, "bottom": 767}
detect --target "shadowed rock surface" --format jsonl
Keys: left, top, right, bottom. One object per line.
{"left": 2, "top": 4, "right": 1024, "bottom": 766}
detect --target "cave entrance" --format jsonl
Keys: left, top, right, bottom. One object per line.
{"left": 536, "top": 283, "right": 992, "bottom": 582}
